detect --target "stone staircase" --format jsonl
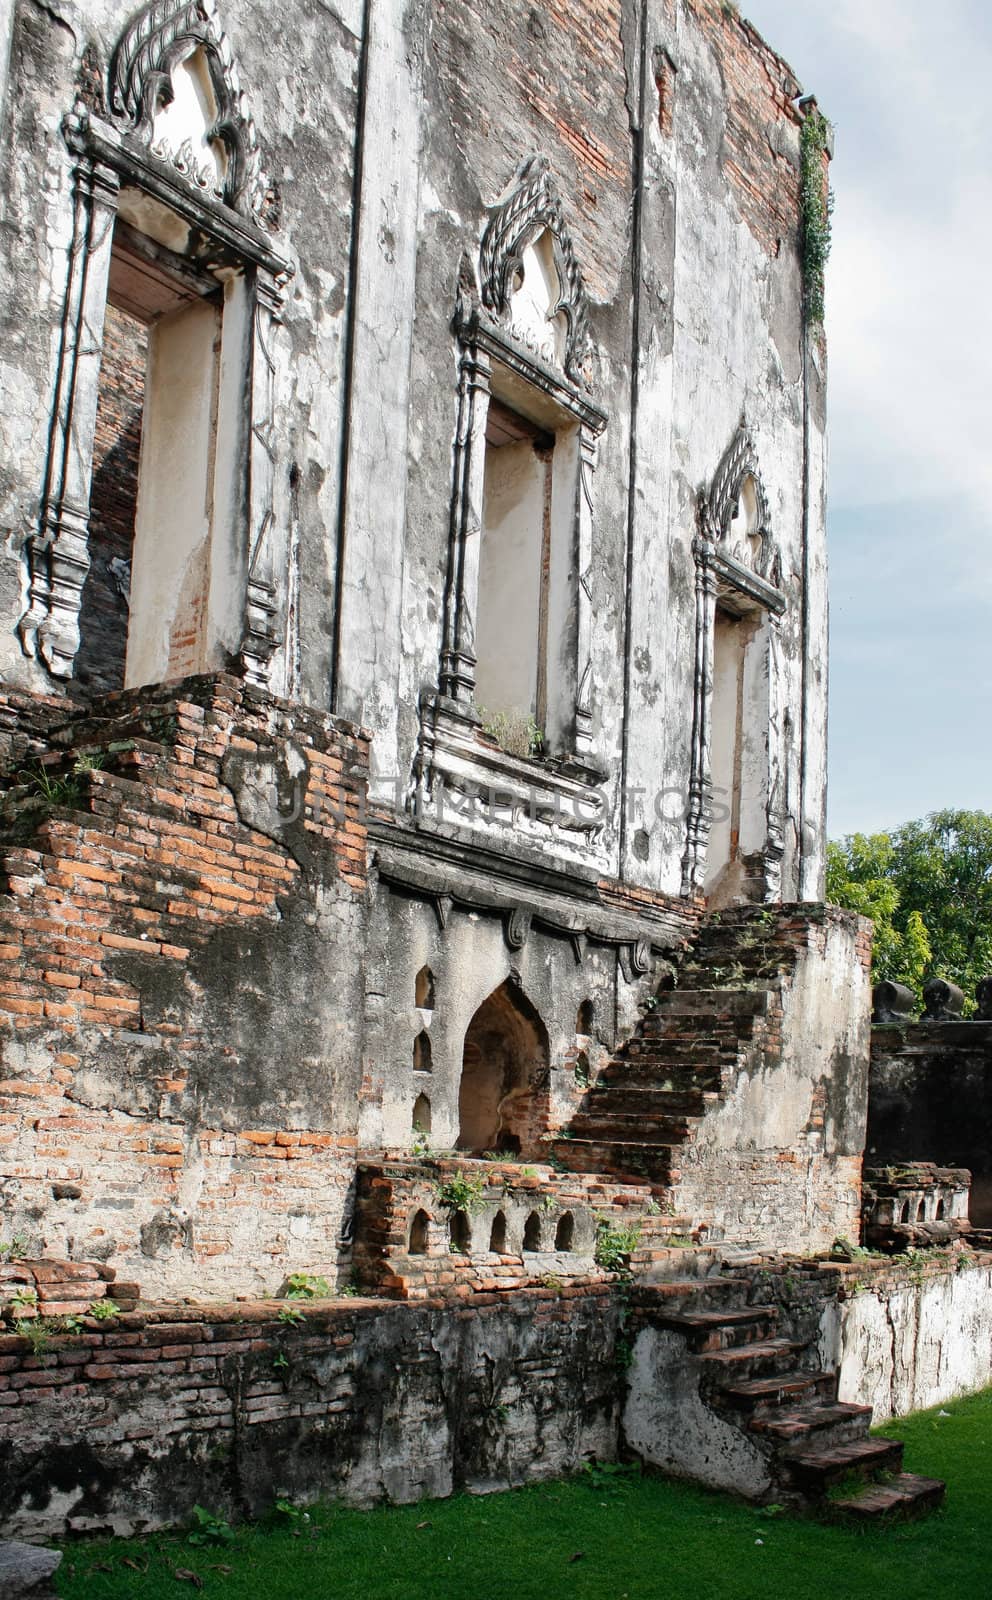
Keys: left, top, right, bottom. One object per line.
{"left": 550, "top": 906, "right": 814, "bottom": 1195}
{"left": 630, "top": 1271, "right": 945, "bottom": 1519}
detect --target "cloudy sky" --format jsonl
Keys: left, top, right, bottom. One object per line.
{"left": 741, "top": 0, "right": 992, "bottom": 838}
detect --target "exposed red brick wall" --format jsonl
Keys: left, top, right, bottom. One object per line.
{"left": 0, "top": 674, "right": 370, "bottom": 1297}
{"left": 695, "top": 0, "right": 807, "bottom": 257}
{"left": 429, "top": 0, "right": 632, "bottom": 299}
{"left": 76, "top": 302, "right": 147, "bottom": 694}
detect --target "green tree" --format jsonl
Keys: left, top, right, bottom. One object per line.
{"left": 827, "top": 809, "right": 992, "bottom": 1006}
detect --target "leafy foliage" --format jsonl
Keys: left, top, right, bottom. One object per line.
{"left": 283, "top": 1272, "right": 330, "bottom": 1300}
{"left": 433, "top": 1174, "right": 486, "bottom": 1216}
{"left": 828, "top": 810, "right": 992, "bottom": 1006}
{"left": 799, "top": 108, "right": 833, "bottom": 325}
{"left": 594, "top": 1220, "right": 641, "bottom": 1272}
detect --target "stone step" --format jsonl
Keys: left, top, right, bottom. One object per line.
{"left": 784, "top": 1436, "right": 904, "bottom": 1489}
{"left": 656, "top": 1306, "right": 778, "bottom": 1351}
{"left": 697, "top": 1338, "right": 805, "bottom": 1382}
{"left": 637, "top": 1276, "right": 754, "bottom": 1310}
{"left": 720, "top": 1370, "right": 837, "bottom": 1413}
{"left": 829, "top": 1472, "right": 946, "bottom": 1520}
{"left": 749, "top": 1400, "right": 874, "bottom": 1448}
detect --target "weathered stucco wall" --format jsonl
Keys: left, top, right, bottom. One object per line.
{"left": 669, "top": 908, "right": 871, "bottom": 1250}
{"left": 0, "top": 1286, "right": 620, "bottom": 1539}
{"left": 0, "top": 0, "right": 829, "bottom": 906}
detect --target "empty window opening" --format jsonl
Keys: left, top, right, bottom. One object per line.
{"left": 415, "top": 965, "right": 436, "bottom": 1010}
{"left": 917, "top": 1199, "right": 927, "bottom": 1223}
{"left": 706, "top": 601, "right": 762, "bottom": 901}
{"left": 522, "top": 1212, "right": 542, "bottom": 1252}
{"left": 475, "top": 365, "right": 580, "bottom": 757}
{"left": 408, "top": 1209, "right": 430, "bottom": 1255}
{"left": 899, "top": 1201, "right": 910, "bottom": 1224}
{"left": 935, "top": 1198, "right": 946, "bottom": 1221}
{"left": 75, "top": 207, "right": 251, "bottom": 695}
{"left": 489, "top": 1211, "right": 508, "bottom": 1254}
{"left": 412, "top": 1092, "right": 431, "bottom": 1135}
{"left": 576, "top": 1000, "right": 594, "bottom": 1036}
{"left": 457, "top": 978, "right": 550, "bottom": 1154}
{"left": 554, "top": 1212, "right": 574, "bottom": 1251}
{"left": 449, "top": 1211, "right": 472, "bottom": 1254}
{"left": 76, "top": 303, "right": 148, "bottom": 693}
{"left": 413, "top": 1032, "right": 433, "bottom": 1074}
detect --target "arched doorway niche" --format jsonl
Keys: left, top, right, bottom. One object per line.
{"left": 457, "top": 977, "right": 550, "bottom": 1155}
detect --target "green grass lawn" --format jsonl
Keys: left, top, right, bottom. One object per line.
{"left": 56, "top": 1387, "right": 992, "bottom": 1600}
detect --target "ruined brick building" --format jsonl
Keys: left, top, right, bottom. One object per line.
{"left": 0, "top": 0, "right": 979, "bottom": 1536}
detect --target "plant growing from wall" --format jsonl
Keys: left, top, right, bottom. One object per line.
{"left": 282, "top": 1272, "right": 330, "bottom": 1300}
{"left": 799, "top": 108, "right": 833, "bottom": 326}
{"left": 479, "top": 708, "right": 544, "bottom": 760}
{"left": 433, "top": 1174, "right": 486, "bottom": 1216}
{"left": 594, "top": 1220, "right": 641, "bottom": 1272}
{"left": 87, "top": 1298, "right": 120, "bottom": 1320}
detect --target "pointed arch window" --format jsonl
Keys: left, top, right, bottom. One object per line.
{"left": 682, "top": 421, "right": 787, "bottom": 903}
{"left": 416, "top": 157, "right": 608, "bottom": 849}
{"left": 19, "top": 1, "right": 293, "bottom": 694}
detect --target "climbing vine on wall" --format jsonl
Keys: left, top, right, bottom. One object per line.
{"left": 799, "top": 108, "right": 833, "bottom": 326}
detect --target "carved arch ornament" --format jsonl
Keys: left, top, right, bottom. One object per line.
{"left": 479, "top": 155, "right": 591, "bottom": 383}
{"left": 418, "top": 156, "right": 607, "bottom": 843}
{"left": 681, "top": 421, "right": 788, "bottom": 899}
{"left": 109, "top": 0, "right": 268, "bottom": 221}
{"left": 19, "top": 0, "right": 292, "bottom": 687}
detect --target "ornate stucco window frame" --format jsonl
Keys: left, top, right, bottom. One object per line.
{"left": 681, "top": 422, "right": 788, "bottom": 900}
{"left": 415, "top": 157, "right": 608, "bottom": 848}
{"left": 18, "top": 0, "right": 293, "bottom": 690}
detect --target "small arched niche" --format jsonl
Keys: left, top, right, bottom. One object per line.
{"left": 522, "top": 1212, "right": 542, "bottom": 1252}
{"left": 408, "top": 1209, "right": 430, "bottom": 1255}
{"left": 489, "top": 1211, "right": 508, "bottom": 1254}
{"left": 899, "top": 1200, "right": 910, "bottom": 1224}
{"left": 458, "top": 977, "right": 549, "bottom": 1154}
{"left": 554, "top": 1212, "right": 574, "bottom": 1252}
{"left": 449, "top": 1211, "right": 472, "bottom": 1254}
{"left": 412, "top": 1092, "right": 431, "bottom": 1134}
{"left": 935, "top": 1197, "right": 946, "bottom": 1221}
{"left": 916, "top": 1199, "right": 927, "bottom": 1223}
{"left": 415, "top": 965, "right": 436, "bottom": 1010}
{"left": 576, "top": 999, "right": 594, "bottom": 1036}
{"left": 413, "top": 1031, "right": 433, "bottom": 1074}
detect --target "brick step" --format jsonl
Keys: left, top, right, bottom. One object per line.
{"left": 784, "top": 1436, "right": 904, "bottom": 1489}
{"left": 697, "top": 1339, "right": 805, "bottom": 1382}
{"left": 617, "top": 1039, "right": 725, "bottom": 1064}
{"left": 582, "top": 1086, "right": 719, "bottom": 1118}
{"left": 640, "top": 1013, "right": 762, "bottom": 1041}
{"left": 829, "top": 1472, "right": 945, "bottom": 1520}
{"left": 636, "top": 1276, "right": 754, "bottom": 1311}
{"left": 567, "top": 1110, "right": 696, "bottom": 1143}
{"left": 656, "top": 1306, "right": 778, "bottom": 1351}
{"left": 650, "top": 989, "right": 773, "bottom": 1018}
{"left": 720, "top": 1371, "right": 837, "bottom": 1413}
{"left": 600, "top": 1059, "right": 726, "bottom": 1092}
{"left": 749, "top": 1401, "right": 874, "bottom": 1448}
{"left": 549, "top": 1138, "right": 679, "bottom": 1185}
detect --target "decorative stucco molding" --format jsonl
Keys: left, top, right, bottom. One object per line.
{"left": 108, "top": 0, "right": 269, "bottom": 224}
{"left": 479, "top": 155, "right": 590, "bottom": 383}
{"left": 681, "top": 423, "right": 787, "bottom": 899}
